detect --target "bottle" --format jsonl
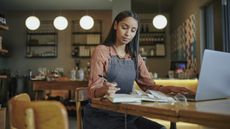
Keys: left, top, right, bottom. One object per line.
{"left": 145, "top": 24, "right": 149, "bottom": 32}
{"left": 150, "top": 48, "right": 154, "bottom": 56}
{"left": 70, "top": 68, "right": 76, "bottom": 80}
{"left": 28, "top": 69, "right": 32, "bottom": 79}
{"left": 141, "top": 24, "right": 144, "bottom": 33}
{"left": 77, "top": 68, "right": 84, "bottom": 81}
{"left": 153, "top": 72, "right": 158, "bottom": 79}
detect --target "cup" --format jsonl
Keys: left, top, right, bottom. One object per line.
{"left": 168, "top": 70, "right": 174, "bottom": 79}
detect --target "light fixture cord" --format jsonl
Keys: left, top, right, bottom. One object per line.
{"left": 59, "top": 9, "right": 62, "bottom": 16}
{"left": 32, "top": 9, "right": 35, "bottom": 16}
{"left": 158, "top": 0, "right": 162, "bottom": 14}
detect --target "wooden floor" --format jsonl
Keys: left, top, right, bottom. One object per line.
{"left": 68, "top": 116, "right": 215, "bottom": 129}
{"left": 69, "top": 116, "right": 76, "bottom": 129}
{"left": 149, "top": 118, "right": 216, "bottom": 129}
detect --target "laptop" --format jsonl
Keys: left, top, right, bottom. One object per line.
{"left": 189, "top": 49, "right": 230, "bottom": 101}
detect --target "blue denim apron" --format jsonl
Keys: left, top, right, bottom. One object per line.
{"left": 83, "top": 54, "right": 139, "bottom": 129}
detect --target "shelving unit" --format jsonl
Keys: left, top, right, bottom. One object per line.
{"left": 0, "top": 24, "right": 9, "bottom": 79}
{"left": 71, "top": 20, "right": 102, "bottom": 58}
{"left": 139, "top": 20, "right": 166, "bottom": 57}
{"left": 0, "top": 24, "right": 9, "bottom": 57}
{"left": 26, "top": 21, "right": 58, "bottom": 58}
{"left": 0, "top": 23, "right": 9, "bottom": 109}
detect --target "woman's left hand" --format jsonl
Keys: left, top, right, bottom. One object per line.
{"left": 159, "top": 86, "right": 195, "bottom": 95}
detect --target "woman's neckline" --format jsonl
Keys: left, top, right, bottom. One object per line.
{"left": 112, "top": 45, "right": 127, "bottom": 58}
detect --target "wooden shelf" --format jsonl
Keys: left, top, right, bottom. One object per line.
{"left": 0, "top": 49, "right": 8, "bottom": 53}
{"left": 71, "top": 55, "right": 91, "bottom": 58}
{"left": 27, "top": 32, "right": 57, "bottom": 35}
{"left": 0, "top": 75, "right": 7, "bottom": 79}
{"left": 140, "top": 31, "right": 165, "bottom": 34}
{"left": 0, "top": 49, "right": 8, "bottom": 56}
{"left": 72, "top": 44, "right": 98, "bottom": 46}
{"left": 27, "top": 44, "right": 56, "bottom": 46}
{"left": 0, "top": 25, "right": 9, "bottom": 31}
{"left": 26, "top": 55, "right": 57, "bottom": 58}
{"left": 72, "top": 32, "right": 101, "bottom": 35}
{"left": 140, "top": 42, "right": 164, "bottom": 45}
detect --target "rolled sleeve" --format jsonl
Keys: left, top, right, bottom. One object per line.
{"left": 88, "top": 45, "right": 109, "bottom": 98}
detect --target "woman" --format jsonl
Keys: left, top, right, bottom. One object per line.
{"left": 83, "top": 10, "right": 194, "bottom": 129}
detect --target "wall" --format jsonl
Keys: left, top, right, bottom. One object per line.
{"left": 0, "top": 30, "right": 7, "bottom": 71}
{"left": 213, "top": 0, "right": 223, "bottom": 51}
{"left": 4, "top": 10, "right": 112, "bottom": 77}
{"left": 170, "top": 0, "right": 212, "bottom": 72}
{"left": 0, "top": 58, "right": 4, "bottom": 69}
{"left": 112, "top": 0, "right": 131, "bottom": 20}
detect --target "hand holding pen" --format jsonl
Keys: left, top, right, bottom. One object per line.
{"left": 99, "top": 75, "right": 120, "bottom": 96}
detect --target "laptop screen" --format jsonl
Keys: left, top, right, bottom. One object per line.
{"left": 195, "top": 49, "right": 230, "bottom": 101}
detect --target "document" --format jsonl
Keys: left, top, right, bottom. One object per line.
{"left": 105, "top": 94, "right": 142, "bottom": 103}
{"left": 105, "top": 90, "right": 176, "bottom": 103}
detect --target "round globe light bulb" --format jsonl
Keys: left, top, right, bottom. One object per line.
{"left": 53, "top": 16, "right": 68, "bottom": 30}
{"left": 152, "top": 14, "right": 168, "bottom": 30}
{"left": 25, "top": 16, "right": 40, "bottom": 30}
{"left": 79, "top": 15, "right": 94, "bottom": 30}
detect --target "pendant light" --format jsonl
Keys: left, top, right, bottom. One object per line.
{"left": 25, "top": 16, "right": 40, "bottom": 30}
{"left": 53, "top": 16, "right": 68, "bottom": 30}
{"left": 79, "top": 15, "right": 94, "bottom": 30}
{"left": 152, "top": 0, "right": 167, "bottom": 30}
{"left": 152, "top": 14, "right": 167, "bottom": 30}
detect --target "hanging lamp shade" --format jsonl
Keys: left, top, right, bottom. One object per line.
{"left": 53, "top": 16, "right": 68, "bottom": 30}
{"left": 79, "top": 15, "right": 94, "bottom": 30}
{"left": 152, "top": 14, "right": 167, "bottom": 30}
{"left": 25, "top": 16, "right": 40, "bottom": 30}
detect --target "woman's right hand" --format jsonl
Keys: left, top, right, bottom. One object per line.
{"left": 104, "top": 82, "right": 120, "bottom": 96}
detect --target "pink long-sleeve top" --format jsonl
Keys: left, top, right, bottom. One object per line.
{"left": 88, "top": 45, "right": 156, "bottom": 98}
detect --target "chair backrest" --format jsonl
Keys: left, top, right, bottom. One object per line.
{"left": 75, "top": 87, "right": 89, "bottom": 129}
{"left": 8, "top": 93, "right": 69, "bottom": 129}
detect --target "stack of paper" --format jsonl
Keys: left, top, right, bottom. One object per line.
{"left": 105, "top": 94, "right": 142, "bottom": 103}
{"left": 105, "top": 90, "right": 176, "bottom": 103}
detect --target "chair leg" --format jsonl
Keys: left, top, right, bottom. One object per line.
{"left": 170, "top": 122, "right": 177, "bottom": 129}
{"left": 76, "top": 101, "right": 82, "bottom": 129}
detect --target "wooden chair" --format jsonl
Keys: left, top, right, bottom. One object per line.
{"left": 75, "top": 87, "right": 89, "bottom": 129}
{"left": 8, "top": 93, "right": 69, "bottom": 129}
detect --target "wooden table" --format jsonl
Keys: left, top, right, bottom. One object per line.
{"left": 179, "top": 99, "right": 230, "bottom": 129}
{"left": 92, "top": 98, "right": 179, "bottom": 129}
{"left": 92, "top": 98, "right": 179, "bottom": 122}
{"left": 32, "top": 80, "right": 88, "bottom": 100}
{"left": 91, "top": 98, "right": 230, "bottom": 129}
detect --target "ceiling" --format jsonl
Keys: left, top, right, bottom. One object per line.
{"left": 132, "top": 0, "right": 175, "bottom": 13}
{"left": 0, "top": 0, "right": 175, "bottom": 13}
{"left": 0, "top": 0, "right": 112, "bottom": 10}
